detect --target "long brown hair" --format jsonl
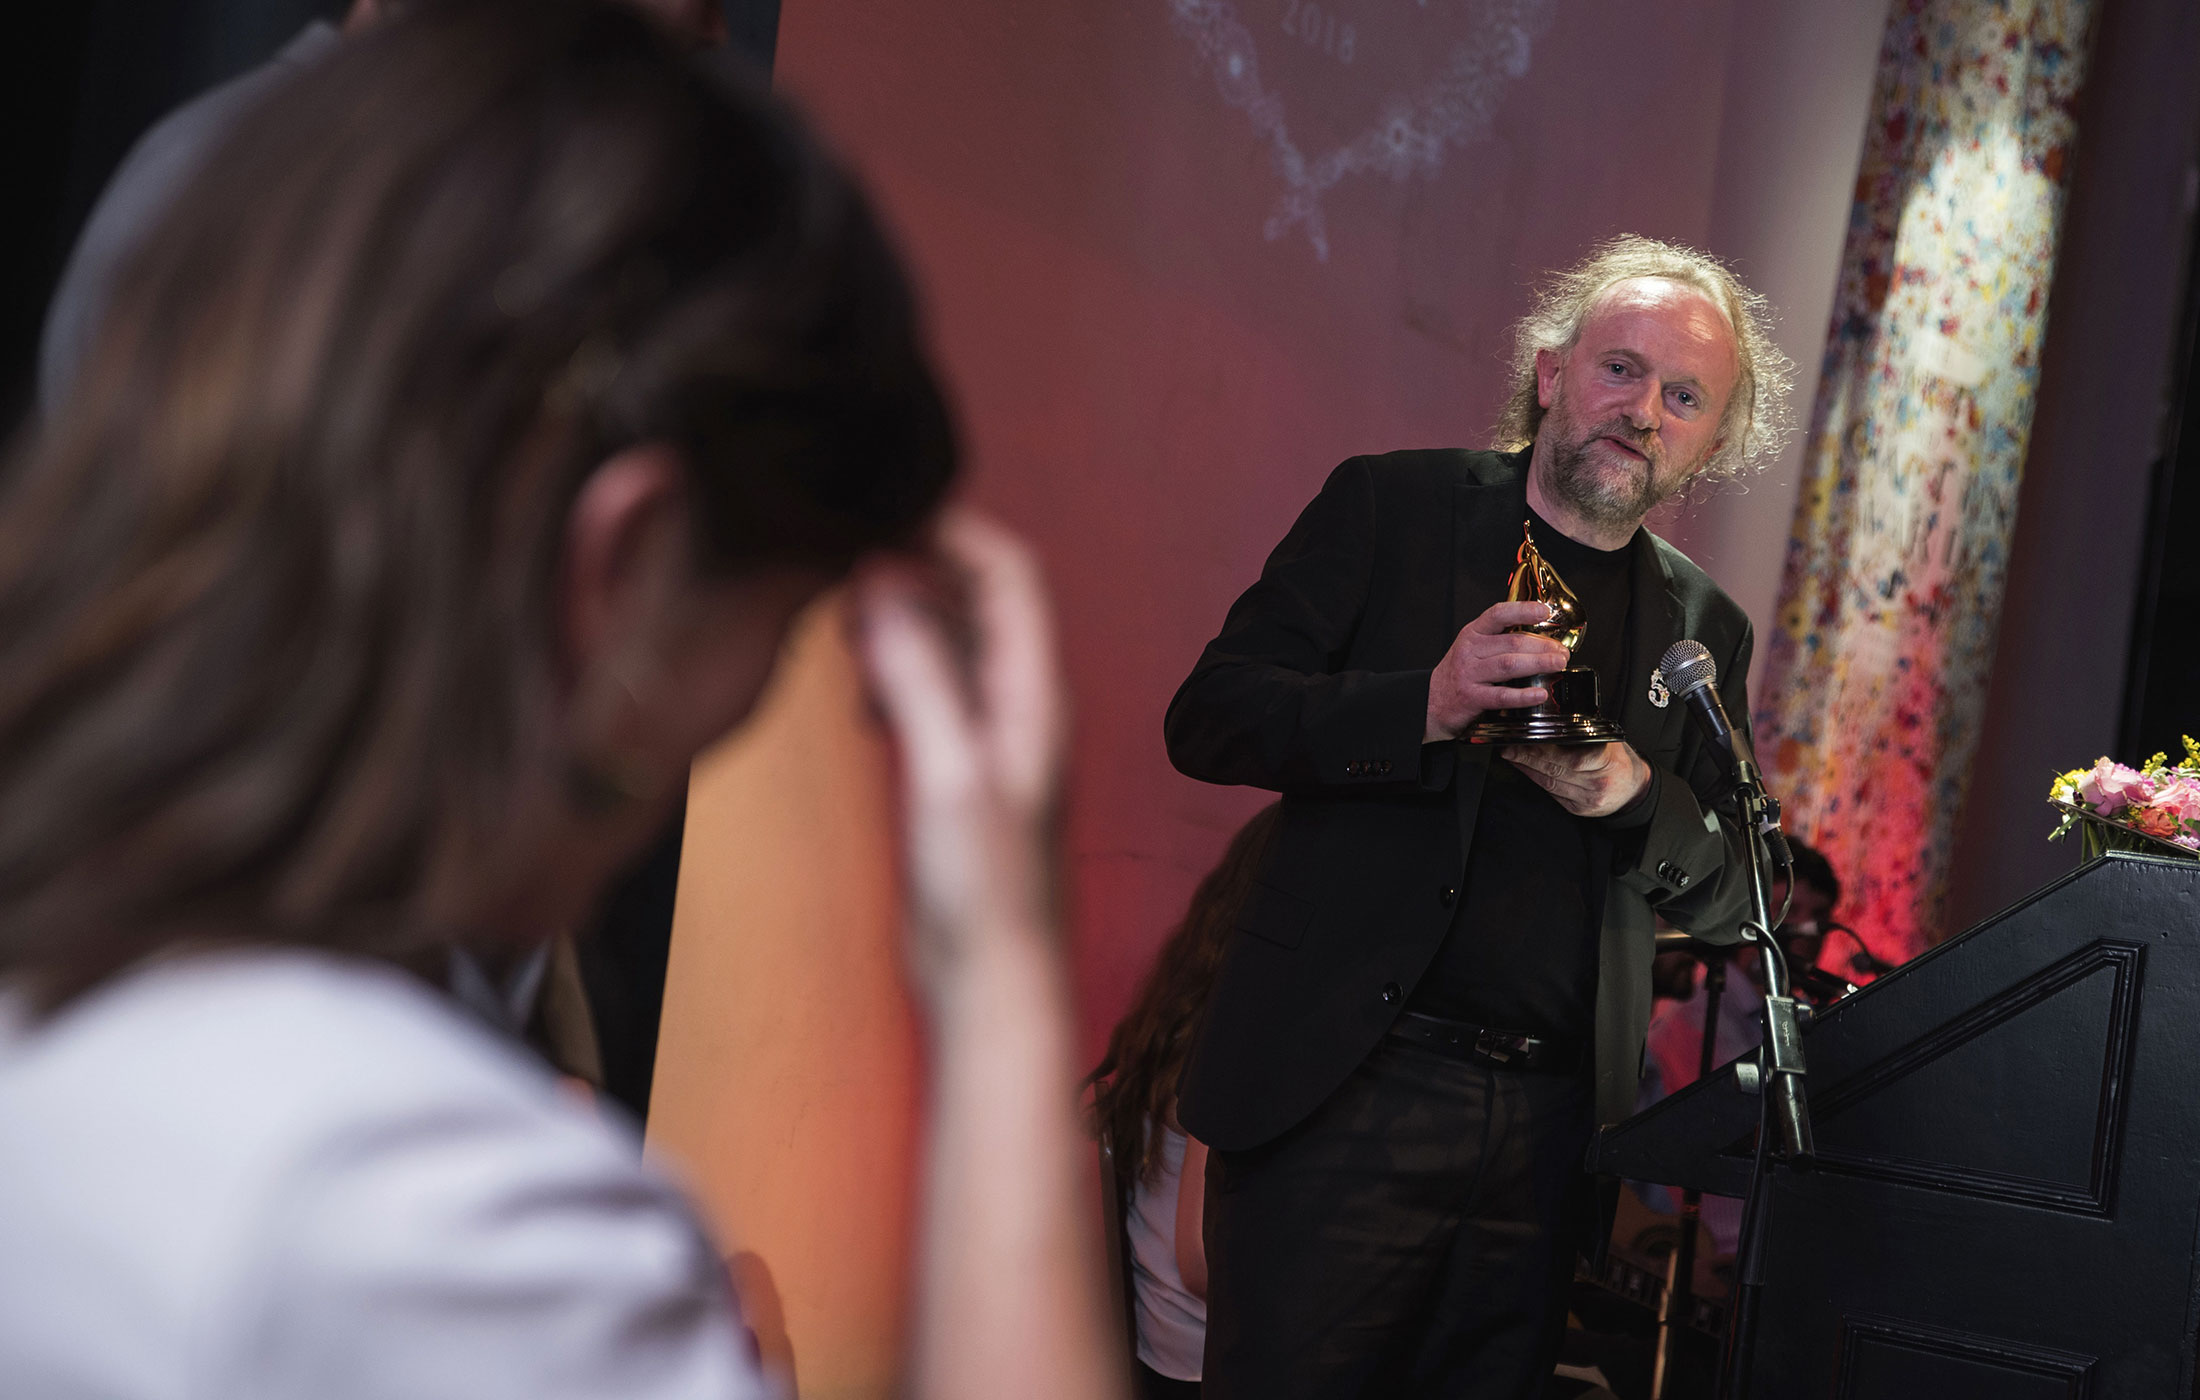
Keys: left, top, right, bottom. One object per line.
{"left": 0, "top": 0, "right": 954, "bottom": 1007}
{"left": 1088, "top": 803, "right": 1280, "bottom": 1184}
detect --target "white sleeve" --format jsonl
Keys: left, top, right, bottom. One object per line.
{"left": 210, "top": 1094, "right": 774, "bottom": 1400}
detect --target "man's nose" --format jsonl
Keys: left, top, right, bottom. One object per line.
{"left": 1623, "top": 380, "right": 1663, "bottom": 433}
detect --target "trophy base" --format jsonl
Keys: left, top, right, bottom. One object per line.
{"left": 1463, "top": 713, "right": 1626, "bottom": 746}
{"left": 1462, "top": 669, "right": 1625, "bottom": 747}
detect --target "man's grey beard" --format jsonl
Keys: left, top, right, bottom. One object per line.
{"left": 1543, "top": 420, "right": 1691, "bottom": 533}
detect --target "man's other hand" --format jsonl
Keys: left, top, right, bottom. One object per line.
{"left": 1501, "top": 741, "right": 1652, "bottom": 818}
{"left": 1424, "top": 601, "right": 1573, "bottom": 742}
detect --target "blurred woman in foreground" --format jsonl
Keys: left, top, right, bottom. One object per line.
{"left": 0, "top": 3, "right": 1117, "bottom": 1397}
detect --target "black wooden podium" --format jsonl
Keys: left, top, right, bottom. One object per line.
{"left": 1593, "top": 852, "right": 2200, "bottom": 1398}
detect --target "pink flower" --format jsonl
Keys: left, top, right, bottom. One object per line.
{"left": 2079, "top": 758, "right": 2155, "bottom": 816}
{"left": 2153, "top": 776, "right": 2200, "bottom": 823}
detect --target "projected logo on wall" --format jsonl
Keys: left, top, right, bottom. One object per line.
{"left": 1171, "top": 0, "right": 1552, "bottom": 261}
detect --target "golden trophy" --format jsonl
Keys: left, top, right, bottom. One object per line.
{"left": 1463, "top": 521, "right": 1626, "bottom": 745}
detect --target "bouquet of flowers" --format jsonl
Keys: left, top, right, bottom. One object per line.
{"left": 2048, "top": 737, "right": 2200, "bottom": 860}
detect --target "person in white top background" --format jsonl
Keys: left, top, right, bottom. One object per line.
{"left": 0, "top": 3, "right": 1121, "bottom": 1398}
{"left": 1089, "top": 804, "right": 1281, "bottom": 1399}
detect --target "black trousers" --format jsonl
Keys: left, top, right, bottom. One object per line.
{"left": 1201, "top": 1035, "right": 1595, "bottom": 1400}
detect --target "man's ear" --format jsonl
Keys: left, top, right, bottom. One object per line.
{"left": 1535, "top": 346, "right": 1565, "bottom": 410}
{"left": 559, "top": 444, "right": 689, "bottom": 685}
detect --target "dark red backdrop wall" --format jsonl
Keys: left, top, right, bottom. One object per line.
{"left": 768, "top": 0, "right": 1871, "bottom": 1050}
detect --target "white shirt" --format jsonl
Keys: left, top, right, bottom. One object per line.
{"left": 0, "top": 949, "right": 771, "bottom": 1400}
{"left": 1123, "top": 1125, "right": 1205, "bottom": 1381}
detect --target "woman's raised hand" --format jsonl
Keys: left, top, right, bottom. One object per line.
{"left": 851, "top": 508, "right": 1067, "bottom": 996}
{"left": 852, "top": 510, "right": 1121, "bottom": 1400}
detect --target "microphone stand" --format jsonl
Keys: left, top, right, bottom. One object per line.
{"left": 1715, "top": 761, "right": 1814, "bottom": 1400}
{"left": 1651, "top": 941, "right": 1728, "bottom": 1399}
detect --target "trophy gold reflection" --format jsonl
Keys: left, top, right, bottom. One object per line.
{"left": 1463, "top": 522, "right": 1626, "bottom": 746}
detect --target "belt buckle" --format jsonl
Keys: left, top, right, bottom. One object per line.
{"left": 1474, "top": 1029, "right": 1534, "bottom": 1067}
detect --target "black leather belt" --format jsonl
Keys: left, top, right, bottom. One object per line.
{"left": 1387, "top": 1009, "right": 1586, "bottom": 1075}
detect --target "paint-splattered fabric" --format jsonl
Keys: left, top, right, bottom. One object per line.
{"left": 1759, "top": 0, "right": 2097, "bottom": 959}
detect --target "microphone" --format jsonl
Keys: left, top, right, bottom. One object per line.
{"left": 1660, "top": 640, "right": 1815, "bottom": 1172}
{"left": 1657, "top": 639, "right": 1757, "bottom": 776}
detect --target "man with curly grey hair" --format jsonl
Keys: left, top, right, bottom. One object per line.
{"left": 1495, "top": 234, "right": 1793, "bottom": 487}
{"left": 1164, "top": 234, "right": 1792, "bottom": 1398}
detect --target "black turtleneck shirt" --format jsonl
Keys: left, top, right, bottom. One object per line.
{"left": 1404, "top": 502, "right": 1642, "bottom": 1039}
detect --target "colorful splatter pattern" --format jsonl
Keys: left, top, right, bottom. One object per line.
{"left": 1758, "top": 0, "right": 2095, "bottom": 960}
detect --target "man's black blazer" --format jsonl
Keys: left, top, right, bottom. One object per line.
{"left": 1165, "top": 448, "right": 1756, "bottom": 1151}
